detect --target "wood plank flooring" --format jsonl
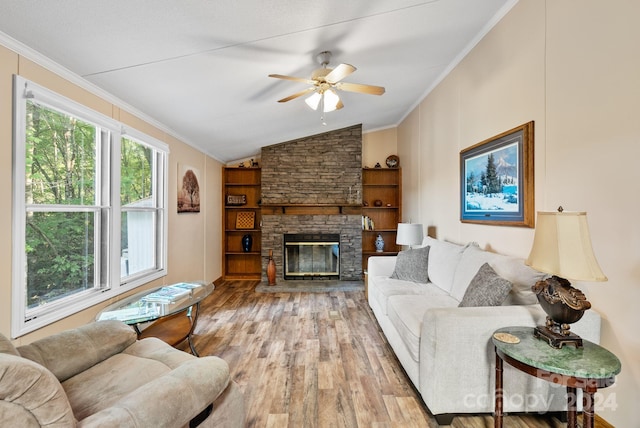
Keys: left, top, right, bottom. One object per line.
{"left": 181, "top": 280, "right": 574, "bottom": 427}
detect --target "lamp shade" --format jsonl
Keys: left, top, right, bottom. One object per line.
{"left": 323, "top": 89, "right": 340, "bottom": 112}
{"left": 525, "top": 211, "right": 607, "bottom": 282}
{"left": 305, "top": 92, "right": 322, "bottom": 110}
{"left": 396, "top": 223, "right": 424, "bottom": 246}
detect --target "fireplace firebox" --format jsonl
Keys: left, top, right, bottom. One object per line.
{"left": 283, "top": 233, "right": 340, "bottom": 280}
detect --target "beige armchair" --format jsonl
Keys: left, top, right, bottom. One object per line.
{"left": 0, "top": 320, "right": 244, "bottom": 427}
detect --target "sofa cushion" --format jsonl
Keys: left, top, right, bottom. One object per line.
{"left": 369, "top": 277, "right": 445, "bottom": 316}
{"left": 63, "top": 351, "right": 174, "bottom": 420}
{"left": 491, "top": 257, "right": 546, "bottom": 306}
{"left": 387, "top": 294, "right": 459, "bottom": 362}
{"left": 459, "top": 263, "right": 512, "bottom": 307}
{"left": 63, "top": 337, "right": 230, "bottom": 422}
{"left": 18, "top": 320, "right": 137, "bottom": 382}
{"left": 390, "top": 246, "right": 430, "bottom": 283}
{"left": 424, "top": 237, "right": 465, "bottom": 293}
{"left": 450, "top": 243, "right": 504, "bottom": 301}
{"left": 450, "top": 243, "right": 544, "bottom": 305}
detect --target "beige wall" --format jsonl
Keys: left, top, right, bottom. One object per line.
{"left": 398, "top": 0, "right": 638, "bottom": 425}
{"left": 362, "top": 127, "right": 397, "bottom": 169}
{"left": 0, "top": 44, "right": 224, "bottom": 344}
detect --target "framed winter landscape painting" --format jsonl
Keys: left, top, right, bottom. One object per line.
{"left": 460, "top": 121, "right": 534, "bottom": 227}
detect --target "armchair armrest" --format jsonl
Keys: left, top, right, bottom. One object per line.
{"left": 18, "top": 320, "right": 137, "bottom": 382}
{"left": 77, "top": 356, "right": 230, "bottom": 428}
{"left": 0, "top": 353, "right": 75, "bottom": 426}
{"left": 367, "top": 256, "right": 397, "bottom": 278}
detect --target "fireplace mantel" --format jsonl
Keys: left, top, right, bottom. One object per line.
{"left": 261, "top": 204, "right": 362, "bottom": 216}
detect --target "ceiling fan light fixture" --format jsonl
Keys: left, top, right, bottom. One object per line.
{"left": 305, "top": 92, "right": 322, "bottom": 110}
{"left": 323, "top": 89, "right": 340, "bottom": 113}
{"left": 270, "top": 50, "right": 384, "bottom": 111}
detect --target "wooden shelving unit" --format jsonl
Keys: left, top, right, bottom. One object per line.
{"left": 223, "top": 167, "right": 261, "bottom": 279}
{"left": 362, "top": 167, "right": 401, "bottom": 272}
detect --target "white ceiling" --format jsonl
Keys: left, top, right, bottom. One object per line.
{"left": 0, "top": 0, "right": 515, "bottom": 163}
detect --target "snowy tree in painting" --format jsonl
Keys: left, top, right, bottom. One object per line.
{"left": 464, "top": 142, "right": 519, "bottom": 212}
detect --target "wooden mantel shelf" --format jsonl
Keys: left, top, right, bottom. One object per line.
{"left": 261, "top": 204, "right": 362, "bottom": 215}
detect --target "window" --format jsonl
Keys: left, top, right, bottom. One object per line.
{"left": 12, "top": 76, "right": 168, "bottom": 337}
{"left": 120, "top": 134, "right": 166, "bottom": 281}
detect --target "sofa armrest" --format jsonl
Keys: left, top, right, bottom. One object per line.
{"left": 18, "top": 320, "right": 137, "bottom": 382}
{"left": 77, "top": 356, "right": 231, "bottom": 428}
{"left": 0, "top": 353, "right": 76, "bottom": 426}
{"left": 421, "top": 305, "right": 547, "bottom": 365}
{"left": 367, "top": 255, "right": 397, "bottom": 278}
{"left": 419, "top": 305, "right": 601, "bottom": 414}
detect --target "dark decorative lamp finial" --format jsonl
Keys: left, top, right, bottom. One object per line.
{"left": 525, "top": 207, "right": 607, "bottom": 348}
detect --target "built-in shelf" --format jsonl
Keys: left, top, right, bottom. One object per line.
{"left": 362, "top": 167, "right": 401, "bottom": 272}
{"left": 223, "top": 167, "right": 261, "bottom": 280}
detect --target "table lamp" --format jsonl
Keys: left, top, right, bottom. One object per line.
{"left": 396, "top": 223, "right": 424, "bottom": 249}
{"left": 525, "top": 207, "right": 607, "bottom": 348}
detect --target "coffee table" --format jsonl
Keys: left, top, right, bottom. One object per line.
{"left": 97, "top": 282, "right": 214, "bottom": 356}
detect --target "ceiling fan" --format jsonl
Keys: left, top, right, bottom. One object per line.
{"left": 269, "top": 51, "right": 385, "bottom": 113}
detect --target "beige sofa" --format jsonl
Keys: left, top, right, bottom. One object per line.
{"left": 368, "top": 237, "right": 601, "bottom": 425}
{"left": 0, "top": 320, "right": 244, "bottom": 427}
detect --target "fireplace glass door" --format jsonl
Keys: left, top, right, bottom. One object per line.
{"left": 284, "top": 234, "right": 340, "bottom": 280}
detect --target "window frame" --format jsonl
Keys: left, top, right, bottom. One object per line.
{"left": 11, "top": 76, "right": 169, "bottom": 338}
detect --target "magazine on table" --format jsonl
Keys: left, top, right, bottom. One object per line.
{"left": 142, "top": 282, "right": 202, "bottom": 303}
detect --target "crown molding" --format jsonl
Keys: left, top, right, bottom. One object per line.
{"left": 0, "top": 30, "right": 224, "bottom": 163}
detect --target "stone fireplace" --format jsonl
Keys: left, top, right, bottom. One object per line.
{"left": 260, "top": 125, "right": 363, "bottom": 283}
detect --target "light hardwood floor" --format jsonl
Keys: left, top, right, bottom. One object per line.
{"left": 182, "top": 280, "right": 578, "bottom": 427}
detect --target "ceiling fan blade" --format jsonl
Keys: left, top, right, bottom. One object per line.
{"left": 277, "top": 88, "right": 316, "bottom": 103}
{"left": 269, "top": 74, "right": 315, "bottom": 85}
{"left": 336, "top": 82, "right": 386, "bottom": 96}
{"left": 324, "top": 64, "right": 356, "bottom": 84}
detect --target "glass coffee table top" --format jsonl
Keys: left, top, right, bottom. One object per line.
{"left": 97, "top": 282, "right": 214, "bottom": 325}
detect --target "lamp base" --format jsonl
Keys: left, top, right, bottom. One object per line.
{"left": 533, "top": 323, "right": 583, "bottom": 349}
{"left": 531, "top": 276, "right": 591, "bottom": 349}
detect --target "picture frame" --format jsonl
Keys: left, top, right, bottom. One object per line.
{"left": 177, "top": 164, "right": 201, "bottom": 213}
{"left": 460, "top": 121, "right": 534, "bottom": 227}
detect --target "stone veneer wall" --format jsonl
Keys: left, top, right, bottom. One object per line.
{"left": 260, "top": 124, "right": 363, "bottom": 282}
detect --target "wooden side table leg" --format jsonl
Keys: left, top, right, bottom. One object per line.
{"left": 566, "top": 386, "right": 577, "bottom": 428}
{"left": 583, "top": 389, "right": 596, "bottom": 428}
{"left": 494, "top": 348, "right": 503, "bottom": 428}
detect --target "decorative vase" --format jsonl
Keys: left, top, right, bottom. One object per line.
{"left": 241, "top": 234, "right": 252, "bottom": 252}
{"left": 375, "top": 234, "right": 385, "bottom": 253}
{"left": 267, "top": 249, "right": 276, "bottom": 285}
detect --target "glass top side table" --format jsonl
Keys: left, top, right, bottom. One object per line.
{"left": 97, "top": 282, "right": 214, "bottom": 356}
{"left": 492, "top": 326, "right": 621, "bottom": 428}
